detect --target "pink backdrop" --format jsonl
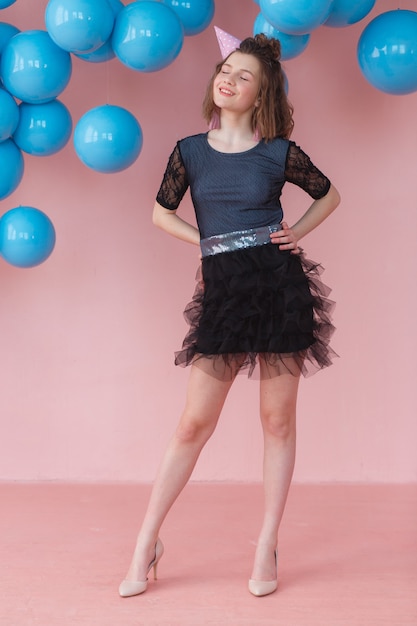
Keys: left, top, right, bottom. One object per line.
{"left": 0, "top": 0, "right": 416, "bottom": 483}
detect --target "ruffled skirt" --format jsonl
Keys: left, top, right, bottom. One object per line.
{"left": 175, "top": 242, "right": 337, "bottom": 380}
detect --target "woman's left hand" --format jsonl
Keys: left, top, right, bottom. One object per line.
{"left": 270, "top": 221, "right": 300, "bottom": 254}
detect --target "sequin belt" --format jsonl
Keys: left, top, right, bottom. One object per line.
{"left": 200, "top": 223, "right": 282, "bottom": 258}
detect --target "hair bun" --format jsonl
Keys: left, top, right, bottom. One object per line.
{"left": 239, "top": 33, "right": 282, "bottom": 64}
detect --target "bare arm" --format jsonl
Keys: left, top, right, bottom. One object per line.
{"left": 270, "top": 184, "right": 341, "bottom": 252}
{"left": 152, "top": 201, "right": 200, "bottom": 246}
{"left": 291, "top": 184, "right": 341, "bottom": 240}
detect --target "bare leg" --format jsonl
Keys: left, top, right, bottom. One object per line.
{"left": 250, "top": 359, "right": 300, "bottom": 582}
{"left": 123, "top": 362, "right": 235, "bottom": 583}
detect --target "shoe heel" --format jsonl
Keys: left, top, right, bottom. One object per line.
{"left": 152, "top": 538, "right": 164, "bottom": 580}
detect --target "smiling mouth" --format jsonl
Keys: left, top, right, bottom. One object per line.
{"left": 219, "top": 87, "right": 234, "bottom": 96}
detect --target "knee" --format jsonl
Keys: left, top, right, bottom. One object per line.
{"left": 175, "top": 412, "right": 217, "bottom": 445}
{"left": 261, "top": 407, "right": 296, "bottom": 441}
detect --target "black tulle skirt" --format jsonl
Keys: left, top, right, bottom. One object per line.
{"left": 175, "top": 243, "right": 337, "bottom": 380}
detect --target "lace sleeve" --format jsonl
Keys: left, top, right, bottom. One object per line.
{"left": 156, "top": 143, "right": 189, "bottom": 210}
{"left": 285, "top": 141, "right": 331, "bottom": 200}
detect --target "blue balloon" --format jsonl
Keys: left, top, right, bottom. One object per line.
{"left": 112, "top": 2, "right": 184, "bottom": 72}
{"left": 259, "top": 0, "right": 333, "bottom": 35}
{"left": 161, "top": 0, "right": 214, "bottom": 36}
{"left": 73, "top": 104, "right": 143, "bottom": 173}
{"left": 253, "top": 12, "right": 310, "bottom": 60}
{"left": 0, "top": 88, "right": 19, "bottom": 141}
{"left": 0, "top": 206, "right": 56, "bottom": 268}
{"left": 0, "top": 22, "right": 20, "bottom": 55}
{"left": 13, "top": 100, "right": 72, "bottom": 156}
{"left": 0, "top": 139, "right": 24, "bottom": 200}
{"left": 0, "top": 0, "right": 17, "bottom": 7}
{"left": 74, "top": 0, "right": 123, "bottom": 62}
{"left": 357, "top": 10, "right": 417, "bottom": 95}
{"left": 325, "top": 0, "right": 376, "bottom": 28}
{"left": 45, "top": 0, "right": 115, "bottom": 54}
{"left": 106, "top": 0, "right": 125, "bottom": 15}
{"left": 1, "top": 30, "right": 72, "bottom": 104}
{"left": 75, "top": 39, "right": 116, "bottom": 63}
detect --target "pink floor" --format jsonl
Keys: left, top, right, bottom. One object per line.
{"left": 2, "top": 483, "right": 416, "bottom": 626}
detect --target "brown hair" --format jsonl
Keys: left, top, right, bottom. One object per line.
{"left": 202, "top": 33, "right": 294, "bottom": 140}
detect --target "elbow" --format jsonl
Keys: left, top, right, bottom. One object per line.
{"left": 333, "top": 187, "right": 342, "bottom": 208}
{"left": 152, "top": 211, "right": 160, "bottom": 228}
{"left": 152, "top": 205, "right": 164, "bottom": 229}
{"left": 152, "top": 202, "right": 175, "bottom": 230}
{"left": 330, "top": 184, "right": 341, "bottom": 210}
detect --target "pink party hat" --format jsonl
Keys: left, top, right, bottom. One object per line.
{"left": 214, "top": 26, "right": 241, "bottom": 60}
{"left": 210, "top": 28, "right": 247, "bottom": 133}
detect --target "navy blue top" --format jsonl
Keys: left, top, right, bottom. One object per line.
{"left": 156, "top": 133, "right": 331, "bottom": 239}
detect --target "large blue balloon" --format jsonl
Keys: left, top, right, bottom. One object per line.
{"left": 162, "top": 0, "right": 214, "bottom": 36}
{"left": 112, "top": 2, "right": 184, "bottom": 72}
{"left": 0, "top": 0, "right": 17, "bottom": 7}
{"left": 259, "top": 0, "right": 333, "bottom": 35}
{"left": 253, "top": 12, "right": 309, "bottom": 60}
{"left": 357, "top": 10, "right": 417, "bottom": 95}
{"left": 75, "top": 39, "right": 115, "bottom": 63}
{"left": 0, "top": 30, "right": 72, "bottom": 104}
{"left": 325, "top": 0, "right": 376, "bottom": 28}
{"left": 13, "top": 100, "right": 72, "bottom": 156}
{"left": 75, "top": 0, "right": 123, "bottom": 63}
{"left": 0, "top": 88, "right": 19, "bottom": 142}
{"left": 0, "top": 21, "right": 19, "bottom": 55}
{"left": 0, "top": 139, "right": 24, "bottom": 199}
{"left": 45, "top": 0, "right": 115, "bottom": 54}
{"left": 73, "top": 105, "right": 143, "bottom": 173}
{"left": 106, "top": 0, "right": 124, "bottom": 14}
{"left": 0, "top": 206, "right": 56, "bottom": 268}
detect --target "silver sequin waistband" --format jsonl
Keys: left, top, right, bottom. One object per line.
{"left": 200, "top": 223, "right": 282, "bottom": 258}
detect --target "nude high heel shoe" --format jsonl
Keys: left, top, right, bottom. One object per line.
{"left": 248, "top": 550, "right": 277, "bottom": 597}
{"left": 119, "top": 538, "right": 164, "bottom": 598}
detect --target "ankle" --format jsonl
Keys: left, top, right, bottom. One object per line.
{"left": 135, "top": 531, "right": 160, "bottom": 553}
{"left": 251, "top": 542, "right": 278, "bottom": 581}
{"left": 255, "top": 536, "right": 278, "bottom": 551}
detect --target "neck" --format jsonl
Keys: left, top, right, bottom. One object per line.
{"left": 208, "top": 115, "right": 259, "bottom": 153}
{"left": 216, "top": 110, "right": 255, "bottom": 143}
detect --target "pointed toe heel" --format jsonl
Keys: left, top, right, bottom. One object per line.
{"left": 248, "top": 578, "right": 277, "bottom": 597}
{"left": 248, "top": 548, "right": 277, "bottom": 597}
{"left": 119, "top": 579, "right": 148, "bottom": 597}
{"left": 119, "top": 538, "right": 164, "bottom": 598}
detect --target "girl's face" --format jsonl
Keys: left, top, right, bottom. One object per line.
{"left": 213, "top": 51, "right": 261, "bottom": 115}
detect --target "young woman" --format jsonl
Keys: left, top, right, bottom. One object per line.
{"left": 119, "top": 33, "right": 340, "bottom": 598}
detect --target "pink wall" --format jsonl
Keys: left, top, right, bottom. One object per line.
{"left": 0, "top": 0, "right": 416, "bottom": 483}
